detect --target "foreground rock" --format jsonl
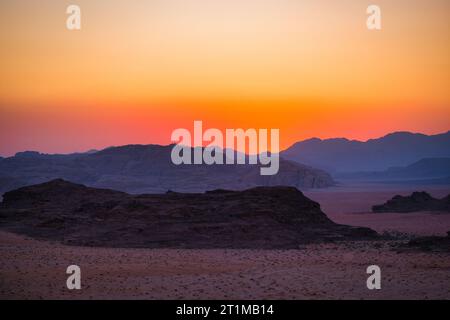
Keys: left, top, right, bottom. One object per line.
{"left": 372, "top": 192, "right": 450, "bottom": 213}
{"left": 0, "top": 180, "right": 376, "bottom": 249}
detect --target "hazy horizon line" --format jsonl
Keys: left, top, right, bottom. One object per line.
{"left": 2, "top": 129, "right": 449, "bottom": 158}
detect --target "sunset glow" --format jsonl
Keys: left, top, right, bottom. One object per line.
{"left": 1, "top": 0, "right": 449, "bottom": 156}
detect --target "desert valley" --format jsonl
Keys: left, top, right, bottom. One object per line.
{"left": 0, "top": 131, "right": 449, "bottom": 300}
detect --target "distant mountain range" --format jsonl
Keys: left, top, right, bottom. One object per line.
{"left": 2, "top": 131, "right": 449, "bottom": 194}
{"left": 0, "top": 144, "right": 334, "bottom": 196}
{"left": 337, "top": 158, "right": 450, "bottom": 182}
{"left": 282, "top": 131, "right": 450, "bottom": 173}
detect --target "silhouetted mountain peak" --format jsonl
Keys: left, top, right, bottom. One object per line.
{"left": 282, "top": 130, "right": 450, "bottom": 173}
{"left": 14, "top": 151, "right": 43, "bottom": 158}
{"left": 96, "top": 144, "right": 173, "bottom": 155}
{"left": 33, "top": 178, "right": 107, "bottom": 192}
{"left": 382, "top": 131, "right": 421, "bottom": 138}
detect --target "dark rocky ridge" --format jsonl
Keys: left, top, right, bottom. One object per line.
{"left": 0, "top": 180, "right": 376, "bottom": 249}
{"left": 372, "top": 192, "right": 450, "bottom": 213}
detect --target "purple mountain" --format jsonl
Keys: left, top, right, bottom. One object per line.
{"left": 0, "top": 144, "right": 334, "bottom": 196}
{"left": 282, "top": 131, "right": 450, "bottom": 173}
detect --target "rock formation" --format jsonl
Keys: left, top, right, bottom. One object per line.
{"left": 0, "top": 179, "right": 376, "bottom": 249}
{"left": 372, "top": 192, "right": 450, "bottom": 213}
{"left": 0, "top": 145, "right": 334, "bottom": 195}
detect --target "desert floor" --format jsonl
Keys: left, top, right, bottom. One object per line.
{"left": 1, "top": 184, "right": 449, "bottom": 300}
{"left": 305, "top": 183, "right": 450, "bottom": 236}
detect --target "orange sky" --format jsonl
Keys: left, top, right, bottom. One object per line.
{"left": 0, "top": 0, "right": 449, "bottom": 156}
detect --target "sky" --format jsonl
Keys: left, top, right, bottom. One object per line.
{"left": 0, "top": 0, "right": 449, "bottom": 156}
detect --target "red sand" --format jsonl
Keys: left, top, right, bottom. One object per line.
{"left": 1, "top": 184, "right": 449, "bottom": 300}
{"left": 305, "top": 184, "right": 450, "bottom": 236}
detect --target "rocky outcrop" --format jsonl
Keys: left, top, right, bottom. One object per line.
{"left": 372, "top": 192, "right": 450, "bottom": 213}
{"left": 0, "top": 180, "right": 376, "bottom": 249}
